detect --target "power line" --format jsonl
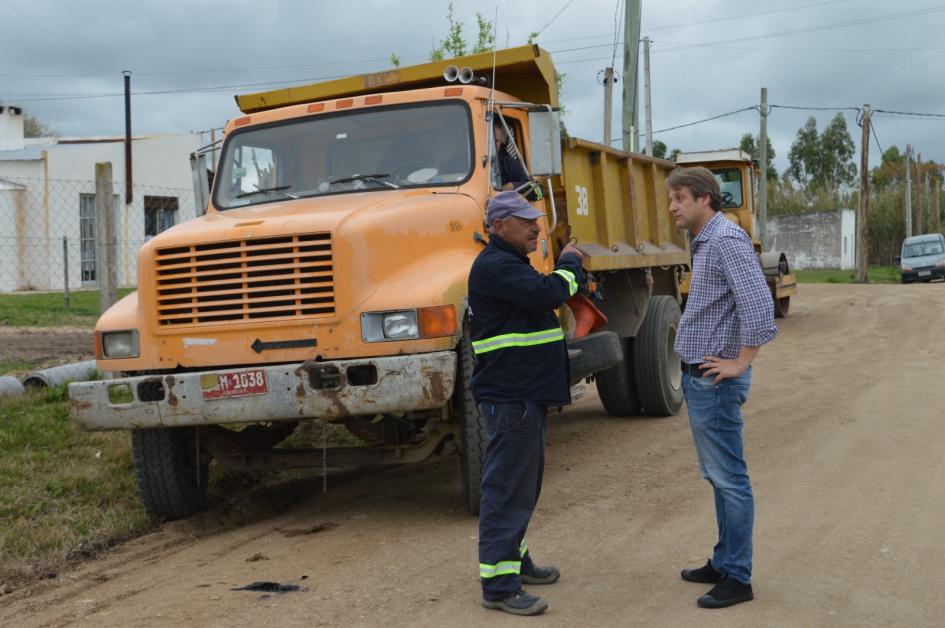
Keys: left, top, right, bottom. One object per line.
{"left": 770, "top": 104, "right": 862, "bottom": 113}
{"left": 552, "top": 7, "right": 945, "bottom": 56}
{"left": 656, "top": 7, "right": 945, "bottom": 54}
{"left": 610, "top": 0, "right": 623, "bottom": 68}
{"left": 873, "top": 108, "right": 945, "bottom": 119}
{"left": 534, "top": 0, "right": 575, "bottom": 38}
{"left": 646, "top": 0, "right": 853, "bottom": 32}
{"left": 621, "top": 106, "right": 758, "bottom": 141}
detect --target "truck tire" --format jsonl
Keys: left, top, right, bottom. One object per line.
{"left": 131, "top": 427, "right": 209, "bottom": 521}
{"left": 633, "top": 295, "right": 683, "bottom": 416}
{"left": 567, "top": 331, "right": 623, "bottom": 384}
{"left": 774, "top": 295, "right": 790, "bottom": 318}
{"left": 595, "top": 336, "right": 641, "bottom": 417}
{"left": 455, "top": 328, "right": 487, "bottom": 516}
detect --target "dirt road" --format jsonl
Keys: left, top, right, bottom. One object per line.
{"left": 4, "top": 283, "right": 945, "bottom": 627}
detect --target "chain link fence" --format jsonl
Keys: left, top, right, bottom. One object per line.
{"left": 0, "top": 175, "right": 198, "bottom": 293}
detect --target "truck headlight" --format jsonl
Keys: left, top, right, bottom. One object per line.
{"left": 901, "top": 264, "right": 912, "bottom": 272}
{"left": 936, "top": 259, "right": 945, "bottom": 268}
{"left": 361, "top": 306, "right": 457, "bottom": 342}
{"left": 362, "top": 311, "right": 419, "bottom": 342}
{"left": 100, "top": 330, "right": 140, "bottom": 358}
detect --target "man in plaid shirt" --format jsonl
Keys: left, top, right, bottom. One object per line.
{"left": 668, "top": 166, "right": 778, "bottom": 609}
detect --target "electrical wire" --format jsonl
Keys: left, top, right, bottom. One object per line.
{"left": 873, "top": 108, "right": 945, "bottom": 119}
{"left": 534, "top": 0, "right": 575, "bottom": 39}
{"left": 605, "top": 106, "right": 758, "bottom": 143}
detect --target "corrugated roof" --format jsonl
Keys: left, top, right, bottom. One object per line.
{"left": 0, "top": 145, "right": 49, "bottom": 161}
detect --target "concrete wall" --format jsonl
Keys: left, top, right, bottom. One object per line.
{"left": 766, "top": 208, "right": 856, "bottom": 270}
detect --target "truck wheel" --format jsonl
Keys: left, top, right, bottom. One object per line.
{"left": 131, "top": 427, "right": 209, "bottom": 521}
{"left": 595, "top": 337, "right": 641, "bottom": 417}
{"left": 455, "top": 327, "right": 487, "bottom": 516}
{"left": 774, "top": 295, "right": 790, "bottom": 318}
{"left": 633, "top": 295, "right": 683, "bottom": 416}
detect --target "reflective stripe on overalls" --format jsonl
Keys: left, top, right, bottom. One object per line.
{"left": 553, "top": 268, "right": 579, "bottom": 296}
{"left": 471, "top": 328, "right": 564, "bottom": 355}
{"left": 479, "top": 539, "right": 529, "bottom": 579}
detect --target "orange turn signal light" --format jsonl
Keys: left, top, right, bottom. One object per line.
{"left": 93, "top": 330, "right": 103, "bottom": 360}
{"left": 234, "top": 116, "right": 252, "bottom": 126}
{"left": 419, "top": 305, "right": 458, "bottom": 339}
{"left": 307, "top": 103, "right": 325, "bottom": 113}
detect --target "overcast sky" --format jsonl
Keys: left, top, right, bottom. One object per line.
{"left": 2, "top": 0, "right": 944, "bottom": 174}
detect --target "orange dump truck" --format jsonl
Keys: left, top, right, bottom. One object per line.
{"left": 69, "top": 46, "right": 690, "bottom": 520}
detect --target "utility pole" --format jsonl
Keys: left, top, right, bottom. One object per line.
{"left": 643, "top": 36, "right": 653, "bottom": 155}
{"left": 935, "top": 176, "right": 941, "bottom": 233}
{"left": 603, "top": 67, "right": 614, "bottom": 146}
{"left": 122, "top": 71, "right": 133, "bottom": 205}
{"left": 856, "top": 104, "right": 870, "bottom": 283}
{"left": 925, "top": 172, "right": 932, "bottom": 234}
{"left": 621, "top": 0, "right": 642, "bottom": 152}
{"left": 916, "top": 153, "right": 924, "bottom": 235}
{"left": 905, "top": 144, "right": 912, "bottom": 237}
{"left": 759, "top": 87, "right": 769, "bottom": 251}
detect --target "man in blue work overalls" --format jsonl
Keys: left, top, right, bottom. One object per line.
{"left": 468, "top": 190, "right": 585, "bottom": 616}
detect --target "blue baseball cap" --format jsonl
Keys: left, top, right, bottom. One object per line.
{"left": 486, "top": 190, "right": 544, "bottom": 225}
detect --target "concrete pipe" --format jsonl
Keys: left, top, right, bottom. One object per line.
{"left": 0, "top": 375, "right": 25, "bottom": 397}
{"left": 22, "top": 360, "right": 98, "bottom": 389}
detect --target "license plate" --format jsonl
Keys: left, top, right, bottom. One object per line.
{"left": 201, "top": 369, "right": 268, "bottom": 400}
{"left": 919, "top": 270, "right": 931, "bottom": 277}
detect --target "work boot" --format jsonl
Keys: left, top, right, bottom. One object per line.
{"left": 681, "top": 559, "right": 723, "bottom": 584}
{"left": 482, "top": 590, "right": 549, "bottom": 616}
{"left": 521, "top": 563, "right": 560, "bottom": 585}
{"left": 697, "top": 576, "right": 754, "bottom": 608}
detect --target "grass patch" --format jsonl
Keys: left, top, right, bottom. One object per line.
{"left": 0, "top": 385, "right": 154, "bottom": 586}
{"left": 795, "top": 266, "right": 900, "bottom": 284}
{"left": 0, "top": 288, "right": 135, "bottom": 328}
{"left": 0, "top": 385, "right": 368, "bottom": 589}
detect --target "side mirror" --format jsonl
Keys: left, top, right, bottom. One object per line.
{"left": 190, "top": 152, "right": 211, "bottom": 216}
{"left": 528, "top": 109, "right": 562, "bottom": 177}
{"left": 895, "top": 256, "right": 901, "bottom": 263}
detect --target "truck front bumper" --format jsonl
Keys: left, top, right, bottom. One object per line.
{"left": 69, "top": 352, "right": 457, "bottom": 431}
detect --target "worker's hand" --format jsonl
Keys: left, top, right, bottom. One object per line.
{"left": 559, "top": 243, "right": 584, "bottom": 262}
{"left": 700, "top": 355, "right": 749, "bottom": 384}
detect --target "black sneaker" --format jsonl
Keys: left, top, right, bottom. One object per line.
{"left": 697, "top": 576, "right": 753, "bottom": 608}
{"left": 681, "top": 559, "right": 723, "bottom": 584}
{"left": 482, "top": 590, "right": 549, "bottom": 616}
{"left": 521, "top": 563, "right": 560, "bottom": 585}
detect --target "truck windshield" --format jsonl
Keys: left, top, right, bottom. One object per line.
{"left": 215, "top": 101, "right": 473, "bottom": 209}
{"left": 712, "top": 168, "right": 743, "bottom": 209}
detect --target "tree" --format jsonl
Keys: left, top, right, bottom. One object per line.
{"left": 739, "top": 132, "right": 777, "bottom": 181}
{"left": 785, "top": 114, "right": 856, "bottom": 191}
{"left": 0, "top": 100, "right": 57, "bottom": 138}
{"left": 651, "top": 140, "right": 667, "bottom": 159}
{"left": 427, "top": 3, "right": 494, "bottom": 61}
{"left": 786, "top": 117, "right": 820, "bottom": 187}
{"left": 819, "top": 113, "right": 857, "bottom": 188}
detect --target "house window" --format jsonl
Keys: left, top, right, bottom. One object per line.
{"left": 145, "top": 196, "right": 178, "bottom": 237}
{"left": 79, "top": 192, "right": 120, "bottom": 285}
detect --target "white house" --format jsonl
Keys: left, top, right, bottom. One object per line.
{"left": 766, "top": 208, "right": 857, "bottom": 270}
{"left": 0, "top": 104, "right": 208, "bottom": 292}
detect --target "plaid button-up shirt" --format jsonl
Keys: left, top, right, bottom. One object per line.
{"left": 675, "top": 212, "right": 778, "bottom": 364}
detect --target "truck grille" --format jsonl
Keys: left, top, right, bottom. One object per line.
{"left": 153, "top": 233, "right": 334, "bottom": 326}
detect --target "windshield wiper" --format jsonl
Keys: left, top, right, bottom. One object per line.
{"left": 237, "top": 184, "right": 297, "bottom": 199}
{"left": 329, "top": 173, "right": 399, "bottom": 189}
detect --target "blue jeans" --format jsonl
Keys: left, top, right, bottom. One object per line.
{"left": 477, "top": 401, "right": 547, "bottom": 600}
{"left": 682, "top": 368, "right": 754, "bottom": 585}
